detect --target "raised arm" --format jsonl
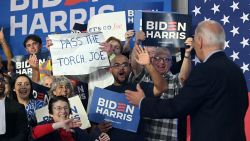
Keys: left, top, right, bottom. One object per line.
{"left": 122, "top": 30, "right": 134, "bottom": 53}
{"left": 130, "top": 31, "right": 146, "bottom": 76}
{"left": 28, "top": 54, "right": 40, "bottom": 83}
{"left": 134, "top": 45, "right": 167, "bottom": 96}
{"left": 0, "top": 27, "right": 14, "bottom": 72}
{"left": 178, "top": 37, "right": 193, "bottom": 85}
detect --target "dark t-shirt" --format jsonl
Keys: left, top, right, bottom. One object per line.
{"left": 104, "top": 82, "right": 154, "bottom": 141}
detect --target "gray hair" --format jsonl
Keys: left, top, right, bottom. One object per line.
{"left": 195, "top": 20, "right": 225, "bottom": 49}
{"left": 39, "top": 75, "right": 54, "bottom": 87}
{"left": 48, "top": 76, "right": 74, "bottom": 98}
{"left": 155, "top": 47, "right": 172, "bottom": 58}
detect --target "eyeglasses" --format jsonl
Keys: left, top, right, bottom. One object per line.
{"left": 111, "top": 62, "right": 130, "bottom": 68}
{"left": 153, "top": 56, "right": 172, "bottom": 63}
{"left": 53, "top": 106, "right": 69, "bottom": 111}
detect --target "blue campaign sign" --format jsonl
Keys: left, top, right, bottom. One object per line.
{"left": 0, "top": 0, "right": 171, "bottom": 59}
{"left": 88, "top": 87, "right": 140, "bottom": 132}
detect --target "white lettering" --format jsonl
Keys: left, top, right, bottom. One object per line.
{"left": 50, "top": 11, "right": 67, "bottom": 32}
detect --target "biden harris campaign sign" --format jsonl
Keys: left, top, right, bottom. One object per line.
{"left": 138, "top": 12, "right": 192, "bottom": 48}
{"left": 89, "top": 87, "right": 140, "bottom": 132}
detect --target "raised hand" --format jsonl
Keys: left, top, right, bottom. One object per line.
{"left": 134, "top": 44, "right": 150, "bottom": 65}
{"left": 125, "top": 30, "right": 135, "bottom": 40}
{"left": 99, "top": 42, "right": 114, "bottom": 55}
{"left": 184, "top": 37, "right": 194, "bottom": 56}
{"left": 28, "top": 54, "right": 39, "bottom": 69}
{"left": 0, "top": 27, "right": 5, "bottom": 43}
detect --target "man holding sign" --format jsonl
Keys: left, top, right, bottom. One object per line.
{"left": 98, "top": 54, "right": 167, "bottom": 141}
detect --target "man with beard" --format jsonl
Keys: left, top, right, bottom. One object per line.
{"left": 101, "top": 54, "right": 167, "bottom": 141}
{"left": 0, "top": 71, "right": 28, "bottom": 141}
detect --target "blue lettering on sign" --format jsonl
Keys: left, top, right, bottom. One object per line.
{"left": 60, "top": 34, "right": 100, "bottom": 49}
{"left": 57, "top": 54, "right": 85, "bottom": 66}
{"left": 89, "top": 51, "right": 105, "bottom": 61}
{"left": 71, "top": 105, "right": 78, "bottom": 114}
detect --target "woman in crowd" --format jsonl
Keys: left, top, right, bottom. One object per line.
{"left": 40, "top": 75, "right": 54, "bottom": 88}
{"left": 48, "top": 76, "right": 74, "bottom": 98}
{"left": 32, "top": 96, "right": 110, "bottom": 141}
{"left": 12, "top": 74, "right": 44, "bottom": 127}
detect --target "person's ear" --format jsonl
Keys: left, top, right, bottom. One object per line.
{"left": 197, "top": 36, "right": 203, "bottom": 49}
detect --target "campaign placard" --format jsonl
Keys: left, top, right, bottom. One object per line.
{"left": 32, "top": 82, "right": 50, "bottom": 105}
{"left": 49, "top": 32, "right": 110, "bottom": 76}
{"left": 88, "top": 87, "right": 140, "bottom": 132}
{"left": 87, "top": 11, "right": 127, "bottom": 41}
{"left": 140, "top": 11, "right": 192, "bottom": 48}
{"left": 12, "top": 52, "right": 50, "bottom": 78}
{"left": 35, "top": 95, "right": 91, "bottom": 129}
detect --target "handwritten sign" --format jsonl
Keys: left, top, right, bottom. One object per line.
{"left": 35, "top": 95, "right": 91, "bottom": 129}
{"left": 87, "top": 11, "right": 127, "bottom": 41}
{"left": 88, "top": 87, "right": 140, "bottom": 132}
{"left": 49, "top": 32, "right": 110, "bottom": 76}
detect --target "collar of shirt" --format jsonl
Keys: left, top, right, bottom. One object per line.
{"left": 203, "top": 50, "right": 223, "bottom": 63}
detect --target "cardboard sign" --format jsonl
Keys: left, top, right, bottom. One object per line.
{"left": 49, "top": 32, "right": 110, "bottom": 76}
{"left": 88, "top": 87, "right": 140, "bottom": 132}
{"left": 35, "top": 95, "right": 91, "bottom": 129}
{"left": 87, "top": 11, "right": 127, "bottom": 41}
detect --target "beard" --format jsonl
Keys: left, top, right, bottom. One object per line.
{"left": 114, "top": 76, "right": 128, "bottom": 85}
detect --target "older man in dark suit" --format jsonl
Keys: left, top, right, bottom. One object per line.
{"left": 125, "top": 20, "right": 249, "bottom": 141}
{"left": 0, "top": 72, "right": 28, "bottom": 141}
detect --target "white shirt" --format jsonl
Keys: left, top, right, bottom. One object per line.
{"left": 0, "top": 97, "right": 6, "bottom": 135}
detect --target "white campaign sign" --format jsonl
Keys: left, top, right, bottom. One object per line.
{"left": 35, "top": 95, "right": 91, "bottom": 129}
{"left": 87, "top": 11, "right": 127, "bottom": 41}
{"left": 49, "top": 32, "right": 110, "bottom": 76}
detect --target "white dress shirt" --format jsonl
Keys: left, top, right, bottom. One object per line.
{"left": 0, "top": 97, "right": 6, "bottom": 135}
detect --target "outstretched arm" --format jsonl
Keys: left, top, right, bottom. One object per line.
{"left": 32, "top": 119, "right": 82, "bottom": 139}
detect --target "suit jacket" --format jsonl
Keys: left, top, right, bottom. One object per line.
{"left": 141, "top": 52, "right": 249, "bottom": 141}
{"left": 0, "top": 97, "right": 28, "bottom": 141}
